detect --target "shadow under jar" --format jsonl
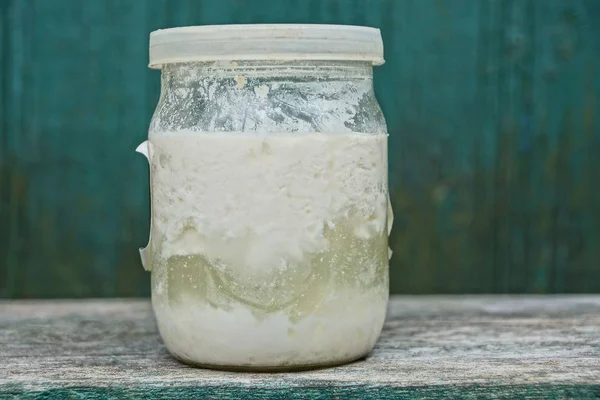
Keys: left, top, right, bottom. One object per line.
{"left": 137, "top": 24, "right": 392, "bottom": 371}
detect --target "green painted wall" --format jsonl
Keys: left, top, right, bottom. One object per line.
{"left": 1, "top": 0, "right": 599, "bottom": 297}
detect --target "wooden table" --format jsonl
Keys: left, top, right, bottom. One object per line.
{"left": 1, "top": 296, "right": 599, "bottom": 399}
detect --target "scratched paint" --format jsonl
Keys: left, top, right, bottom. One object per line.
{"left": 0, "top": 0, "right": 599, "bottom": 297}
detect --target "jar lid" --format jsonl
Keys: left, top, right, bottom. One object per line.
{"left": 149, "top": 24, "right": 384, "bottom": 68}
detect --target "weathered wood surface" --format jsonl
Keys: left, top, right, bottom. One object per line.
{"left": 1, "top": 296, "right": 599, "bottom": 399}
{"left": 2, "top": 0, "right": 600, "bottom": 298}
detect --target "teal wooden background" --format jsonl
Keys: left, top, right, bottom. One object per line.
{"left": 1, "top": 0, "right": 599, "bottom": 298}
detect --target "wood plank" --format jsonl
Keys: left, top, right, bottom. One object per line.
{"left": 1, "top": 296, "right": 599, "bottom": 398}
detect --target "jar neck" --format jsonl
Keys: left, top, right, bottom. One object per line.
{"left": 152, "top": 59, "right": 385, "bottom": 134}
{"left": 160, "top": 60, "right": 373, "bottom": 80}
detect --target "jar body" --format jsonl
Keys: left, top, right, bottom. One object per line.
{"left": 145, "top": 61, "right": 391, "bottom": 370}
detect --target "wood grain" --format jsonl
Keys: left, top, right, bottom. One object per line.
{"left": 1, "top": 296, "right": 599, "bottom": 398}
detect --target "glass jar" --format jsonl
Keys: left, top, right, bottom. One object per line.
{"left": 137, "top": 24, "right": 392, "bottom": 371}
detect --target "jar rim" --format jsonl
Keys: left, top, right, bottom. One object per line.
{"left": 149, "top": 24, "right": 384, "bottom": 69}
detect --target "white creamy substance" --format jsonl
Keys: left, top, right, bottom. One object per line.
{"left": 146, "top": 131, "right": 391, "bottom": 368}
{"left": 154, "top": 288, "right": 387, "bottom": 368}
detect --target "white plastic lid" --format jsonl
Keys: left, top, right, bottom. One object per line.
{"left": 149, "top": 24, "right": 384, "bottom": 69}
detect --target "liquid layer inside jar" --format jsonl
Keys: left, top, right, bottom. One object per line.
{"left": 147, "top": 132, "right": 391, "bottom": 365}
